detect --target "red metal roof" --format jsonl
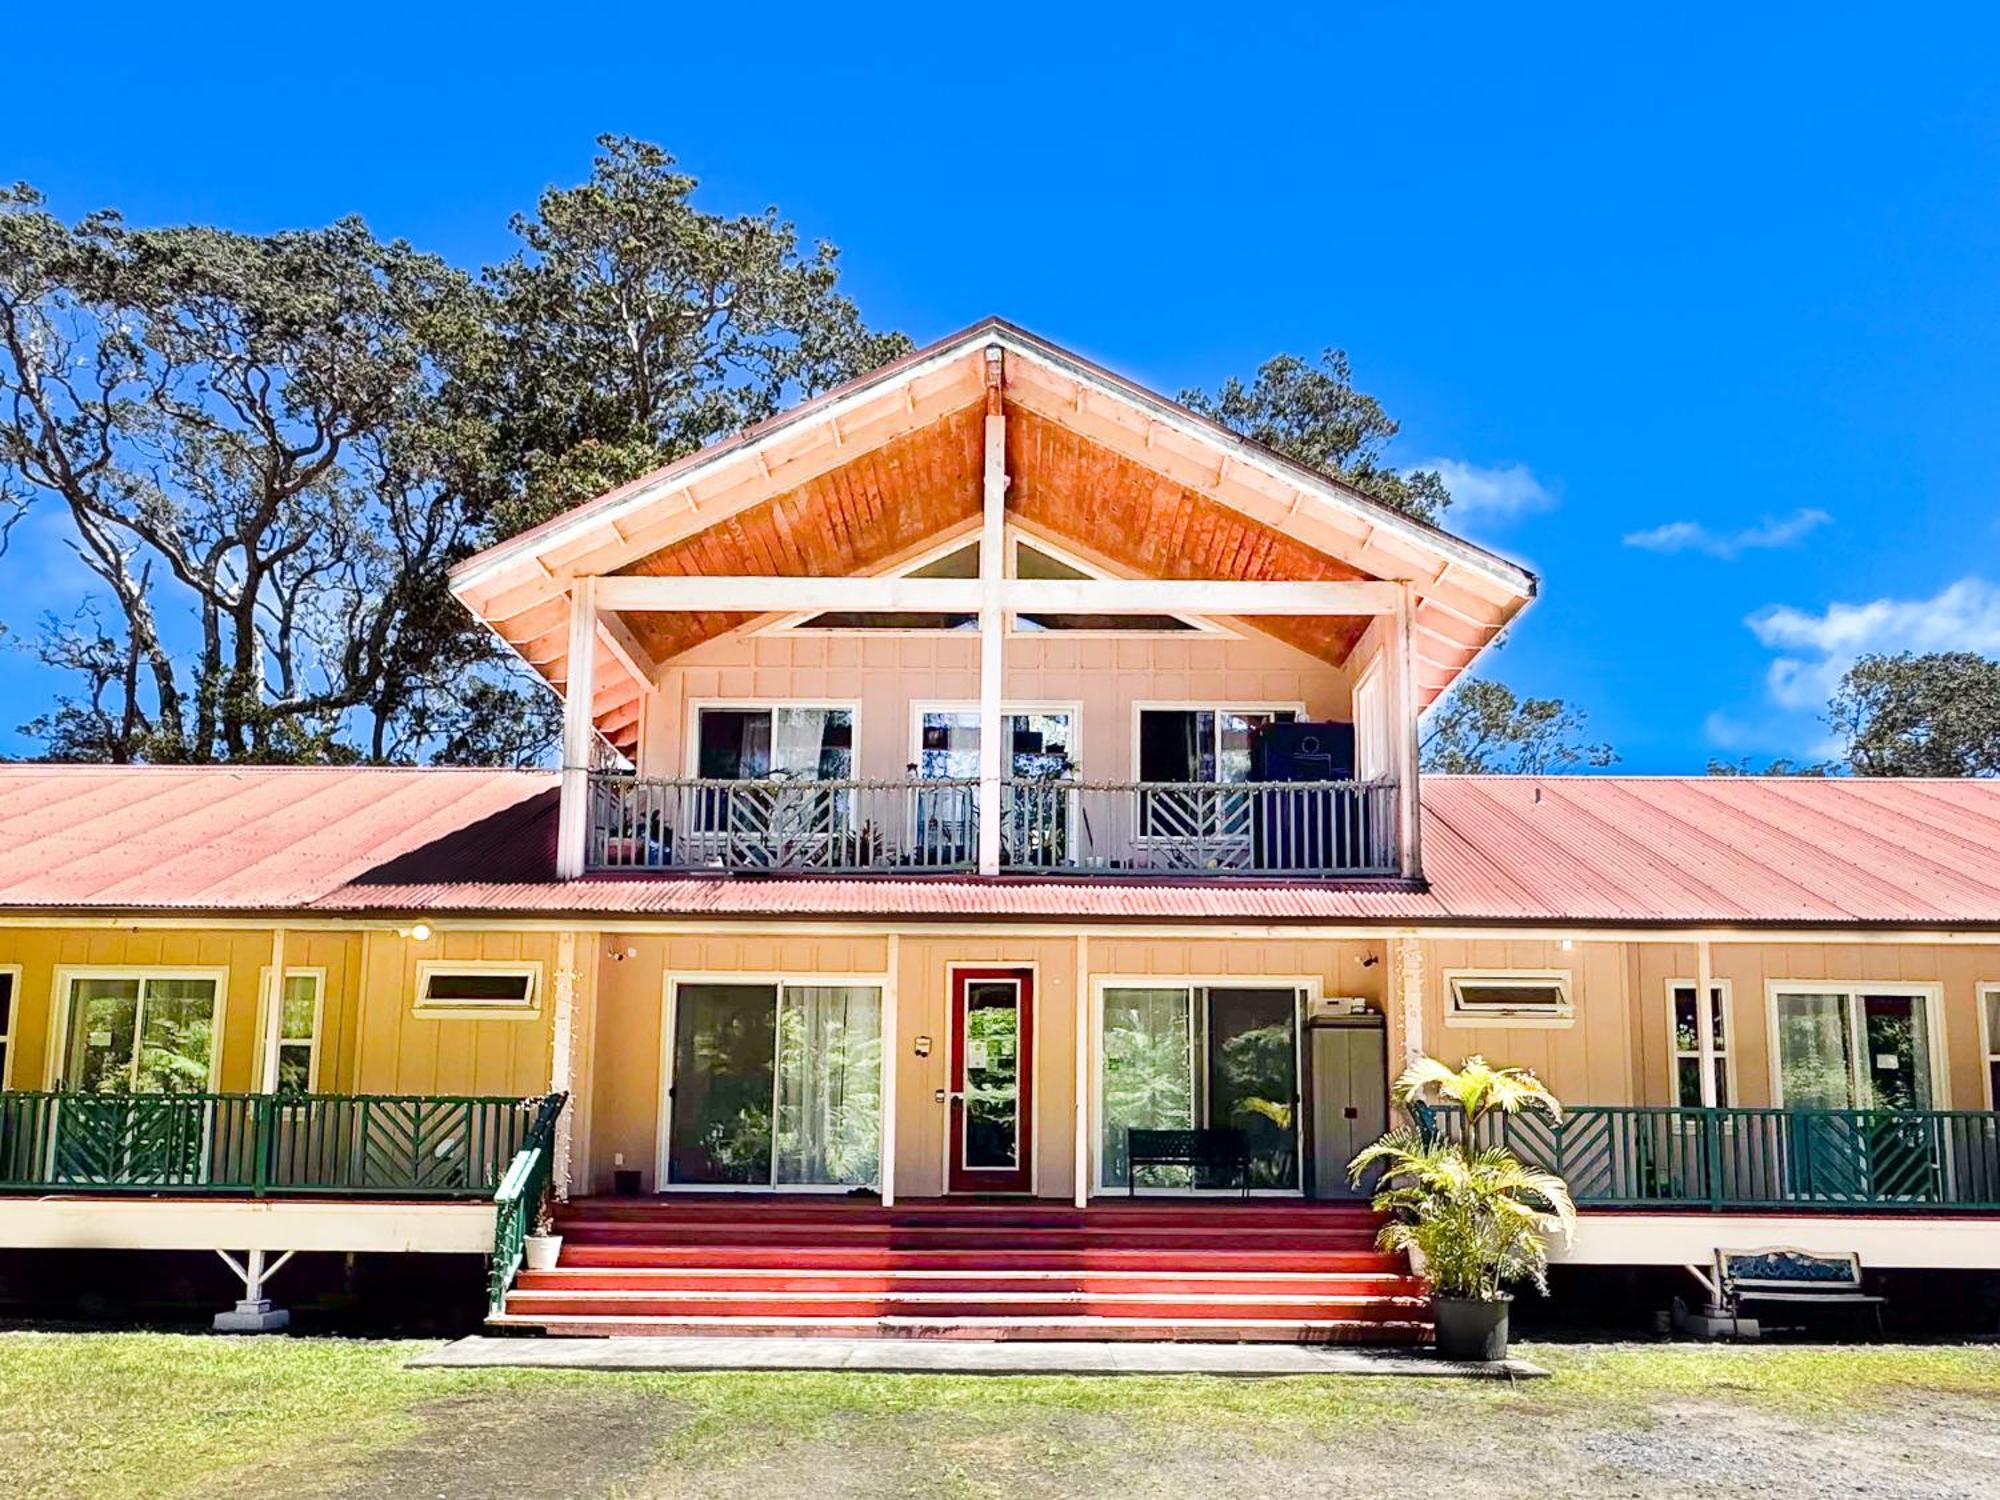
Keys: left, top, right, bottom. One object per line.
{"left": 3, "top": 766, "right": 2000, "bottom": 927}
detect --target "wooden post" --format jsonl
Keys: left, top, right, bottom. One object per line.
{"left": 1694, "top": 938, "right": 1718, "bottom": 1109}
{"left": 260, "top": 927, "right": 287, "bottom": 1093}
{"left": 550, "top": 930, "right": 578, "bottom": 1200}
{"left": 556, "top": 577, "right": 598, "bottom": 880}
{"left": 881, "top": 934, "right": 899, "bottom": 1206}
{"left": 1396, "top": 933, "right": 1426, "bottom": 1068}
{"left": 1392, "top": 583, "right": 1424, "bottom": 881}
{"left": 977, "top": 346, "right": 1007, "bottom": 877}
{"left": 1073, "top": 933, "right": 1090, "bottom": 1208}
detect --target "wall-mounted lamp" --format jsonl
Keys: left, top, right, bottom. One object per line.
{"left": 398, "top": 923, "right": 432, "bottom": 942}
{"left": 609, "top": 945, "right": 640, "bottom": 961}
{"left": 913, "top": 1035, "right": 933, "bottom": 1058}
{"left": 1358, "top": 954, "right": 1380, "bottom": 969}
{"left": 1559, "top": 938, "right": 1575, "bottom": 952}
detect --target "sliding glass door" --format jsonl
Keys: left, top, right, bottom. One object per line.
{"left": 666, "top": 981, "right": 882, "bottom": 1189}
{"left": 1100, "top": 984, "right": 1301, "bottom": 1191}
{"left": 1773, "top": 986, "right": 1940, "bottom": 1201}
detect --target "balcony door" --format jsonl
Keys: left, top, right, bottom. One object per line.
{"left": 1772, "top": 986, "right": 1943, "bottom": 1200}
{"left": 948, "top": 968, "right": 1034, "bottom": 1193}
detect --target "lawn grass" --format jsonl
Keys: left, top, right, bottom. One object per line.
{"left": 0, "top": 1332, "right": 1995, "bottom": 1500}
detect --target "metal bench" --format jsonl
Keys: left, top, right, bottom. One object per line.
{"left": 1125, "top": 1127, "right": 1251, "bottom": 1195}
{"left": 1709, "top": 1247, "right": 1886, "bottom": 1338}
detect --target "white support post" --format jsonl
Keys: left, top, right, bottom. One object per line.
{"left": 977, "top": 346, "right": 1007, "bottom": 878}
{"left": 213, "top": 1247, "right": 296, "bottom": 1333}
{"left": 1073, "top": 933, "right": 1090, "bottom": 1209}
{"left": 1396, "top": 933, "right": 1426, "bottom": 1068}
{"left": 556, "top": 576, "right": 598, "bottom": 880}
{"left": 1694, "top": 938, "right": 1719, "bottom": 1109}
{"left": 1392, "top": 582, "right": 1424, "bottom": 881}
{"left": 550, "top": 930, "right": 579, "bottom": 1200}
{"left": 259, "top": 927, "right": 287, "bottom": 1094}
{"left": 880, "top": 934, "right": 899, "bottom": 1207}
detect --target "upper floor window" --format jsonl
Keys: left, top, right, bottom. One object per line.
{"left": 1137, "top": 707, "right": 1299, "bottom": 785}
{"left": 695, "top": 706, "right": 854, "bottom": 782}
{"left": 918, "top": 708, "right": 1077, "bottom": 779}
{"left": 1444, "top": 971, "right": 1574, "bottom": 1027}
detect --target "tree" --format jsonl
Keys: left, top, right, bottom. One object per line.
{"left": 1180, "top": 348, "right": 1452, "bottom": 524}
{"left": 480, "top": 136, "right": 910, "bottom": 537}
{"left": 1420, "top": 678, "right": 1617, "bottom": 774}
{"left": 1704, "top": 756, "right": 1836, "bottom": 777}
{"left": 0, "top": 185, "right": 541, "bottom": 763}
{"left": 1828, "top": 651, "right": 2000, "bottom": 778}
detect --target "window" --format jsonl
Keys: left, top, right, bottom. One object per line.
{"left": 1985, "top": 986, "right": 2000, "bottom": 1108}
{"left": 1445, "top": 971, "right": 1573, "bottom": 1026}
{"left": 1670, "top": 981, "right": 1729, "bottom": 1106}
{"left": 694, "top": 706, "right": 854, "bottom": 782}
{"left": 666, "top": 979, "right": 883, "bottom": 1188}
{"left": 0, "top": 967, "right": 15, "bottom": 1087}
{"left": 1771, "top": 985, "right": 1937, "bottom": 1110}
{"left": 917, "top": 708, "right": 1077, "bottom": 779}
{"left": 415, "top": 963, "right": 540, "bottom": 1019}
{"left": 257, "top": 969, "right": 323, "bottom": 1092}
{"left": 1098, "top": 983, "right": 1303, "bottom": 1191}
{"left": 1137, "top": 707, "right": 1300, "bottom": 786}
{"left": 57, "top": 970, "right": 224, "bottom": 1093}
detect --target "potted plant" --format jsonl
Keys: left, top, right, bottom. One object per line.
{"left": 1348, "top": 1055, "right": 1575, "bottom": 1362}
{"left": 523, "top": 1203, "right": 563, "bottom": 1272}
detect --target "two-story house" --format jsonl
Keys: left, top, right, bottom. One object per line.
{"left": 2, "top": 319, "right": 1997, "bottom": 1340}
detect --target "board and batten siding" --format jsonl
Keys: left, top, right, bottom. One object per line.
{"left": 635, "top": 629, "right": 1359, "bottom": 781}
{"left": 0, "top": 927, "right": 364, "bottom": 1094}
{"left": 350, "top": 929, "right": 559, "bottom": 1098}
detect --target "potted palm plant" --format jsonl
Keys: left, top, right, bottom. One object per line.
{"left": 1348, "top": 1055, "right": 1575, "bottom": 1362}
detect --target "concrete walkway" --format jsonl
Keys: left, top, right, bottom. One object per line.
{"left": 411, "top": 1335, "right": 1546, "bottom": 1378}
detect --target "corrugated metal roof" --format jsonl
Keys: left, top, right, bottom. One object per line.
{"left": 3, "top": 766, "right": 2000, "bottom": 927}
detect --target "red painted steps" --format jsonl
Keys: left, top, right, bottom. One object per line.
{"left": 495, "top": 1198, "right": 1430, "bottom": 1344}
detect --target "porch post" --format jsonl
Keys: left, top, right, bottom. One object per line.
{"left": 259, "top": 927, "right": 287, "bottom": 1093}
{"left": 550, "top": 930, "right": 579, "bottom": 1200}
{"left": 1392, "top": 582, "right": 1424, "bottom": 881}
{"left": 977, "top": 346, "right": 1006, "bottom": 877}
{"left": 1395, "top": 932, "right": 1426, "bottom": 1068}
{"left": 1694, "top": 938, "right": 1718, "bottom": 1108}
{"left": 556, "top": 576, "right": 598, "bottom": 880}
{"left": 1073, "top": 933, "right": 1090, "bottom": 1208}
{"left": 880, "top": 934, "right": 899, "bottom": 1206}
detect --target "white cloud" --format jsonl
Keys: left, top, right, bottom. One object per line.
{"left": 1414, "top": 459, "right": 1557, "bottom": 522}
{"left": 1623, "top": 507, "right": 1830, "bottom": 559}
{"left": 1747, "top": 576, "right": 2000, "bottom": 710}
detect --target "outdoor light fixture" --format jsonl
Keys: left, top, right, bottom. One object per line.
{"left": 398, "top": 923, "right": 432, "bottom": 942}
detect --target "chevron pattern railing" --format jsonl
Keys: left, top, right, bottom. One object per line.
{"left": 0, "top": 1091, "right": 551, "bottom": 1198}
{"left": 1426, "top": 1103, "right": 2000, "bottom": 1211}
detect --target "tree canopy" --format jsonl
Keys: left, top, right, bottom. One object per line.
{"left": 0, "top": 139, "right": 906, "bottom": 763}
{"left": 1829, "top": 651, "right": 2000, "bottom": 777}
{"left": 1420, "top": 678, "right": 1618, "bottom": 775}
{"left": 1181, "top": 349, "right": 1453, "bottom": 525}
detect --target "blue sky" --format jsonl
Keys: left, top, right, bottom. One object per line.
{"left": 6, "top": 2, "right": 1999, "bottom": 770}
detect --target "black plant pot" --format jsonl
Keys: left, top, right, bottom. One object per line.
{"left": 1433, "top": 1294, "right": 1511, "bottom": 1361}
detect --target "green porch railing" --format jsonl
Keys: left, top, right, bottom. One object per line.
{"left": 1429, "top": 1104, "right": 2000, "bottom": 1211}
{"left": 489, "top": 1091, "right": 567, "bottom": 1314}
{"left": 0, "top": 1091, "right": 552, "bottom": 1198}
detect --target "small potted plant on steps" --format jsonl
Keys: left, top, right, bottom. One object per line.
{"left": 523, "top": 1205, "right": 563, "bottom": 1272}
{"left": 1348, "top": 1055, "right": 1575, "bottom": 1363}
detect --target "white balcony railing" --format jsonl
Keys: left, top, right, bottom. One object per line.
{"left": 588, "top": 774, "right": 1399, "bottom": 878}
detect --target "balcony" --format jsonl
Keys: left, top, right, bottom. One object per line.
{"left": 0, "top": 1091, "right": 555, "bottom": 1199}
{"left": 587, "top": 773, "right": 1401, "bottom": 877}
{"left": 1442, "top": 1104, "right": 2000, "bottom": 1212}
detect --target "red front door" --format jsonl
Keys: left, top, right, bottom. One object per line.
{"left": 948, "top": 968, "right": 1034, "bottom": 1194}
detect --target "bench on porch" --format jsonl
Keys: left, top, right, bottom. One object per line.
{"left": 1125, "top": 1127, "right": 1251, "bottom": 1195}
{"left": 1705, "top": 1247, "right": 1886, "bottom": 1338}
